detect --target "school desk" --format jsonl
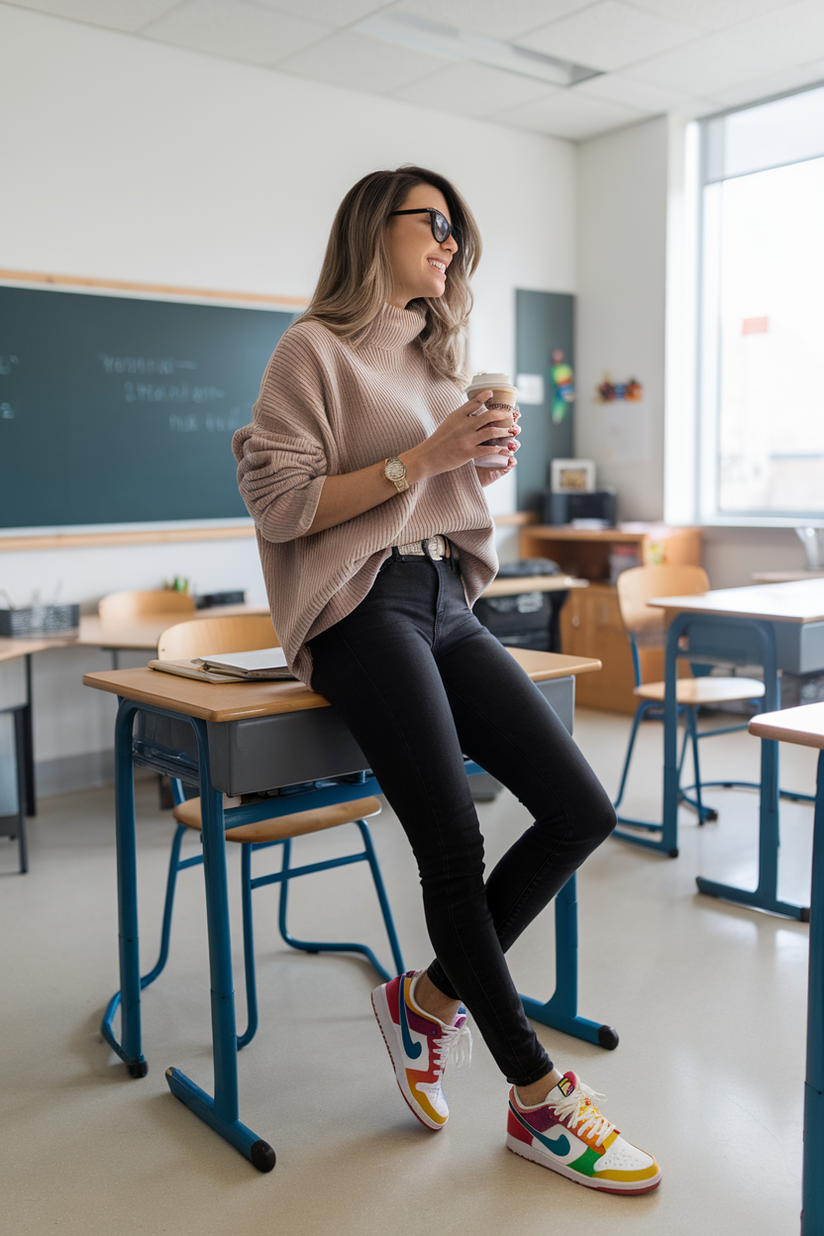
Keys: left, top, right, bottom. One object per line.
{"left": 83, "top": 649, "right": 608, "bottom": 1171}
{"left": 0, "top": 635, "right": 75, "bottom": 868}
{"left": 748, "top": 702, "right": 824, "bottom": 1235}
{"left": 647, "top": 579, "right": 824, "bottom": 918}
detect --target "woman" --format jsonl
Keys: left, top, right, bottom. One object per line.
{"left": 233, "top": 166, "right": 660, "bottom": 1195}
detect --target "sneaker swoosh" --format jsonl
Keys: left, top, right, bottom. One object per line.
{"left": 399, "top": 979, "right": 422, "bottom": 1061}
{"left": 510, "top": 1104, "right": 570, "bottom": 1158}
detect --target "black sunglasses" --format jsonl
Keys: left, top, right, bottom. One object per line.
{"left": 389, "top": 207, "right": 456, "bottom": 245}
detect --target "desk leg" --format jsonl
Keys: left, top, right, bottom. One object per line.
{"left": 100, "top": 699, "right": 148, "bottom": 1076}
{"left": 694, "top": 626, "right": 806, "bottom": 920}
{"left": 22, "top": 654, "right": 36, "bottom": 818}
{"left": 802, "top": 751, "right": 824, "bottom": 1235}
{"left": 164, "top": 717, "right": 275, "bottom": 1172}
{"left": 520, "top": 874, "right": 619, "bottom": 1050}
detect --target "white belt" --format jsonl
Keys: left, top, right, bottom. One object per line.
{"left": 394, "top": 535, "right": 450, "bottom": 560}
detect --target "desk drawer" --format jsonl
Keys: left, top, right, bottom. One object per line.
{"left": 134, "top": 677, "right": 575, "bottom": 797}
{"left": 206, "top": 676, "right": 575, "bottom": 797}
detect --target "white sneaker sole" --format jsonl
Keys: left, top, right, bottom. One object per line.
{"left": 371, "top": 985, "right": 445, "bottom": 1131}
{"left": 506, "top": 1133, "right": 661, "bottom": 1194}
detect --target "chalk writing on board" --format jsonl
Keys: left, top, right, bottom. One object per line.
{"left": 125, "top": 382, "right": 225, "bottom": 404}
{"left": 99, "top": 353, "right": 179, "bottom": 375}
{"left": 0, "top": 354, "right": 19, "bottom": 375}
{"left": 169, "top": 407, "right": 244, "bottom": 434}
{"left": 1, "top": 402, "right": 14, "bottom": 419}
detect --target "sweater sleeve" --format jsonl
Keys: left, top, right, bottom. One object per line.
{"left": 232, "top": 326, "right": 335, "bottom": 544}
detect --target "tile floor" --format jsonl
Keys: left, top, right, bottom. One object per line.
{"left": 1, "top": 707, "right": 817, "bottom": 1236}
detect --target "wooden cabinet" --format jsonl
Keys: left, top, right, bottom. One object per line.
{"left": 518, "top": 525, "right": 702, "bottom": 714}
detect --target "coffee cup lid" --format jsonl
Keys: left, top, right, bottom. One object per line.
{"left": 466, "top": 371, "right": 515, "bottom": 395}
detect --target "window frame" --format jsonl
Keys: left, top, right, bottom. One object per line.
{"left": 694, "top": 82, "right": 824, "bottom": 529}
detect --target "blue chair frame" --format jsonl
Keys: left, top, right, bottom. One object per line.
{"left": 103, "top": 769, "right": 406, "bottom": 1054}
{"left": 614, "top": 628, "right": 814, "bottom": 859}
{"left": 613, "top": 632, "right": 766, "bottom": 855}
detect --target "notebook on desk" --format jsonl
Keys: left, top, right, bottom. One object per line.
{"left": 198, "top": 648, "right": 294, "bottom": 679}
{"left": 149, "top": 648, "right": 296, "bottom": 683}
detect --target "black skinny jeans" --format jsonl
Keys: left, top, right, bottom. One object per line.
{"left": 308, "top": 551, "right": 615, "bottom": 1086}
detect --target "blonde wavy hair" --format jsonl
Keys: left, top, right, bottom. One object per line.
{"left": 300, "top": 166, "right": 482, "bottom": 383}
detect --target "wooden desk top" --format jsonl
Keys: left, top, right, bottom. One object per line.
{"left": 76, "top": 604, "right": 269, "bottom": 650}
{"left": 83, "top": 649, "right": 602, "bottom": 724}
{"left": 749, "top": 703, "right": 824, "bottom": 750}
{"left": 481, "top": 574, "right": 587, "bottom": 597}
{"left": 648, "top": 579, "right": 824, "bottom": 624}
{"left": 752, "top": 571, "right": 824, "bottom": 583}
{"left": 0, "top": 635, "right": 75, "bottom": 663}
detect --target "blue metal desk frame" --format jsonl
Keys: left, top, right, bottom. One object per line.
{"left": 104, "top": 681, "right": 617, "bottom": 1172}
{"left": 655, "top": 610, "right": 804, "bottom": 919}
{"left": 803, "top": 750, "right": 823, "bottom": 1234}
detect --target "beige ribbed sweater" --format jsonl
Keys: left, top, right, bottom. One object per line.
{"left": 232, "top": 303, "right": 497, "bottom": 687}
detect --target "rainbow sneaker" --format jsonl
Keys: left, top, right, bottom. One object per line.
{"left": 371, "top": 971, "right": 472, "bottom": 1130}
{"left": 507, "top": 1071, "right": 661, "bottom": 1194}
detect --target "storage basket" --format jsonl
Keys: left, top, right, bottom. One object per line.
{"left": 0, "top": 604, "right": 80, "bottom": 637}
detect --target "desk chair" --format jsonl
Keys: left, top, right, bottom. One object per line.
{"left": 125, "top": 614, "right": 404, "bottom": 1050}
{"left": 98, "top": 589, "right": 196, "bottom": 623}
{"left": 612, "top": 565, "right": 765, "bottom": 850}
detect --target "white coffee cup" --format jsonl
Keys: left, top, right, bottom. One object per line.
{"left": 465, "top": 372, "right": 518, "bottom": 467}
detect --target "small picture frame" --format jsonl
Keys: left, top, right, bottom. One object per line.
{"left": 550, "top": 458, "right": 595, "bottom": 493}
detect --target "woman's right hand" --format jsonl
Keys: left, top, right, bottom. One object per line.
{"left": 405, "top": 391, "right": 517, "bottom": 481}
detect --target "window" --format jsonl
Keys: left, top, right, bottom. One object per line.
{"left": 698, "top": 85, "right": 824, "bottom": 522}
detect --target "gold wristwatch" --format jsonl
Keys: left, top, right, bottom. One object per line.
{"left": 384, "top": 457, "right": 409, "bottom": 493}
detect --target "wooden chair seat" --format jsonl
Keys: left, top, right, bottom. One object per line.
{"left": 636, "top": 676, "right": 765, "bottom": 705}
{"left": 172, "top": 795, "right": 381, "bottom": 843}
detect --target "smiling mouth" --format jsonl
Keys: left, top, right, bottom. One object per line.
{"left": 428, "top": 259, "right": 447, "bottom": 274}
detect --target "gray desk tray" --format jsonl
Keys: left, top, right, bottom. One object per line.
{"left": 135, "top": 675, "right": 575, "bottom": 797}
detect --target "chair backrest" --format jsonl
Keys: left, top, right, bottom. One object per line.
{"left": 99, "top": 589, "right": 195, "bottom": 622}
{"left": 157, "top": 613, "right": 279, "bottom": 661}
{"left": 616, "top": 565, "right": 709, "bottom": 686}
{"left": 616, "top": 565, "right": 709, "bottom": 643}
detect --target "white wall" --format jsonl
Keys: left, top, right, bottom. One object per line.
{"left": 0, "top": 5, "right": 576, "bottom": 784}
{"left": 575, "top": 115, "right": 811, "bottom": 583}
{"left": 575, "top": 117, "right": 668, "bottom": 522}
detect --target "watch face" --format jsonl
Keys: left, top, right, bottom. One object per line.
{"left": 386, "top": 459, "right": 406, "bottom": 480}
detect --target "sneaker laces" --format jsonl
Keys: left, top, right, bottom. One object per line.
{"left": 548, "top": 1080, "right": 614, "bottom": 1147}
{"left": 418, "top": 1021, "right": 473, "bottom": 1095}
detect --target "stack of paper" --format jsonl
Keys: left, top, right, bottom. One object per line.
{"left": 197, "top": 647, "right": 294, "bottom": 680}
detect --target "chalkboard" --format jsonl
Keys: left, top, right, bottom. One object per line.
{"left": 515, "top": 289, "right": 574, "bottom": 514}
{"left": 0, "top": 285, "right": 294, "bottom": 529}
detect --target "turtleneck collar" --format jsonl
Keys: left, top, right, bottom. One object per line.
{"left": 357, "top": 303, "right": 426, "bottom": 351}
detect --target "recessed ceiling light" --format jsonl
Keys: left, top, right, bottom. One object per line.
{"left": 354, "top": 12, "right": 601, "bottom": 88}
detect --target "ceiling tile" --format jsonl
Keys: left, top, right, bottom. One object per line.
{"left": 516, "top": 0, "right": 701, "bottom": 72}
{"left": 730, "top": 0, "right": 824, "bottom": 67}
{"left": 275, "top": 28, "right": 447, "bottom": 93}
{"left": 704, "top": 59, "right": 824, "bottom": 108}
{"left": 623, "top": 28, "right": 787, "bottom": 95}
{"left": 4, "top": 0, "right": 181, "bottom": 30}
{"left": 391, "top": 60, "right": 554, "bottom": 118}
{"left": 252, "top": 0, "right": 392, "bottom": 27}
{"left": 390, "top": 0, "right": 594, "bottom": 42}
{"left": 628, "top": 0, "right": 790, "bottom": 35}
{"left": 495, "top": 89, "right": 644, "bottom": 140}
{"left": 574, "top": 71, "right": 695, "bottom": 114}
{"left": 140, "top": 0, "right": 331, "bottom": 65}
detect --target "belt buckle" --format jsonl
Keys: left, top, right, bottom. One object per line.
{"left": 424, "top": 535, "right": 444, "bottom": 560}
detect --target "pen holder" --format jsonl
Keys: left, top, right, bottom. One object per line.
{"left": 0, "top": 604, "right": 80, "bottom": 638}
